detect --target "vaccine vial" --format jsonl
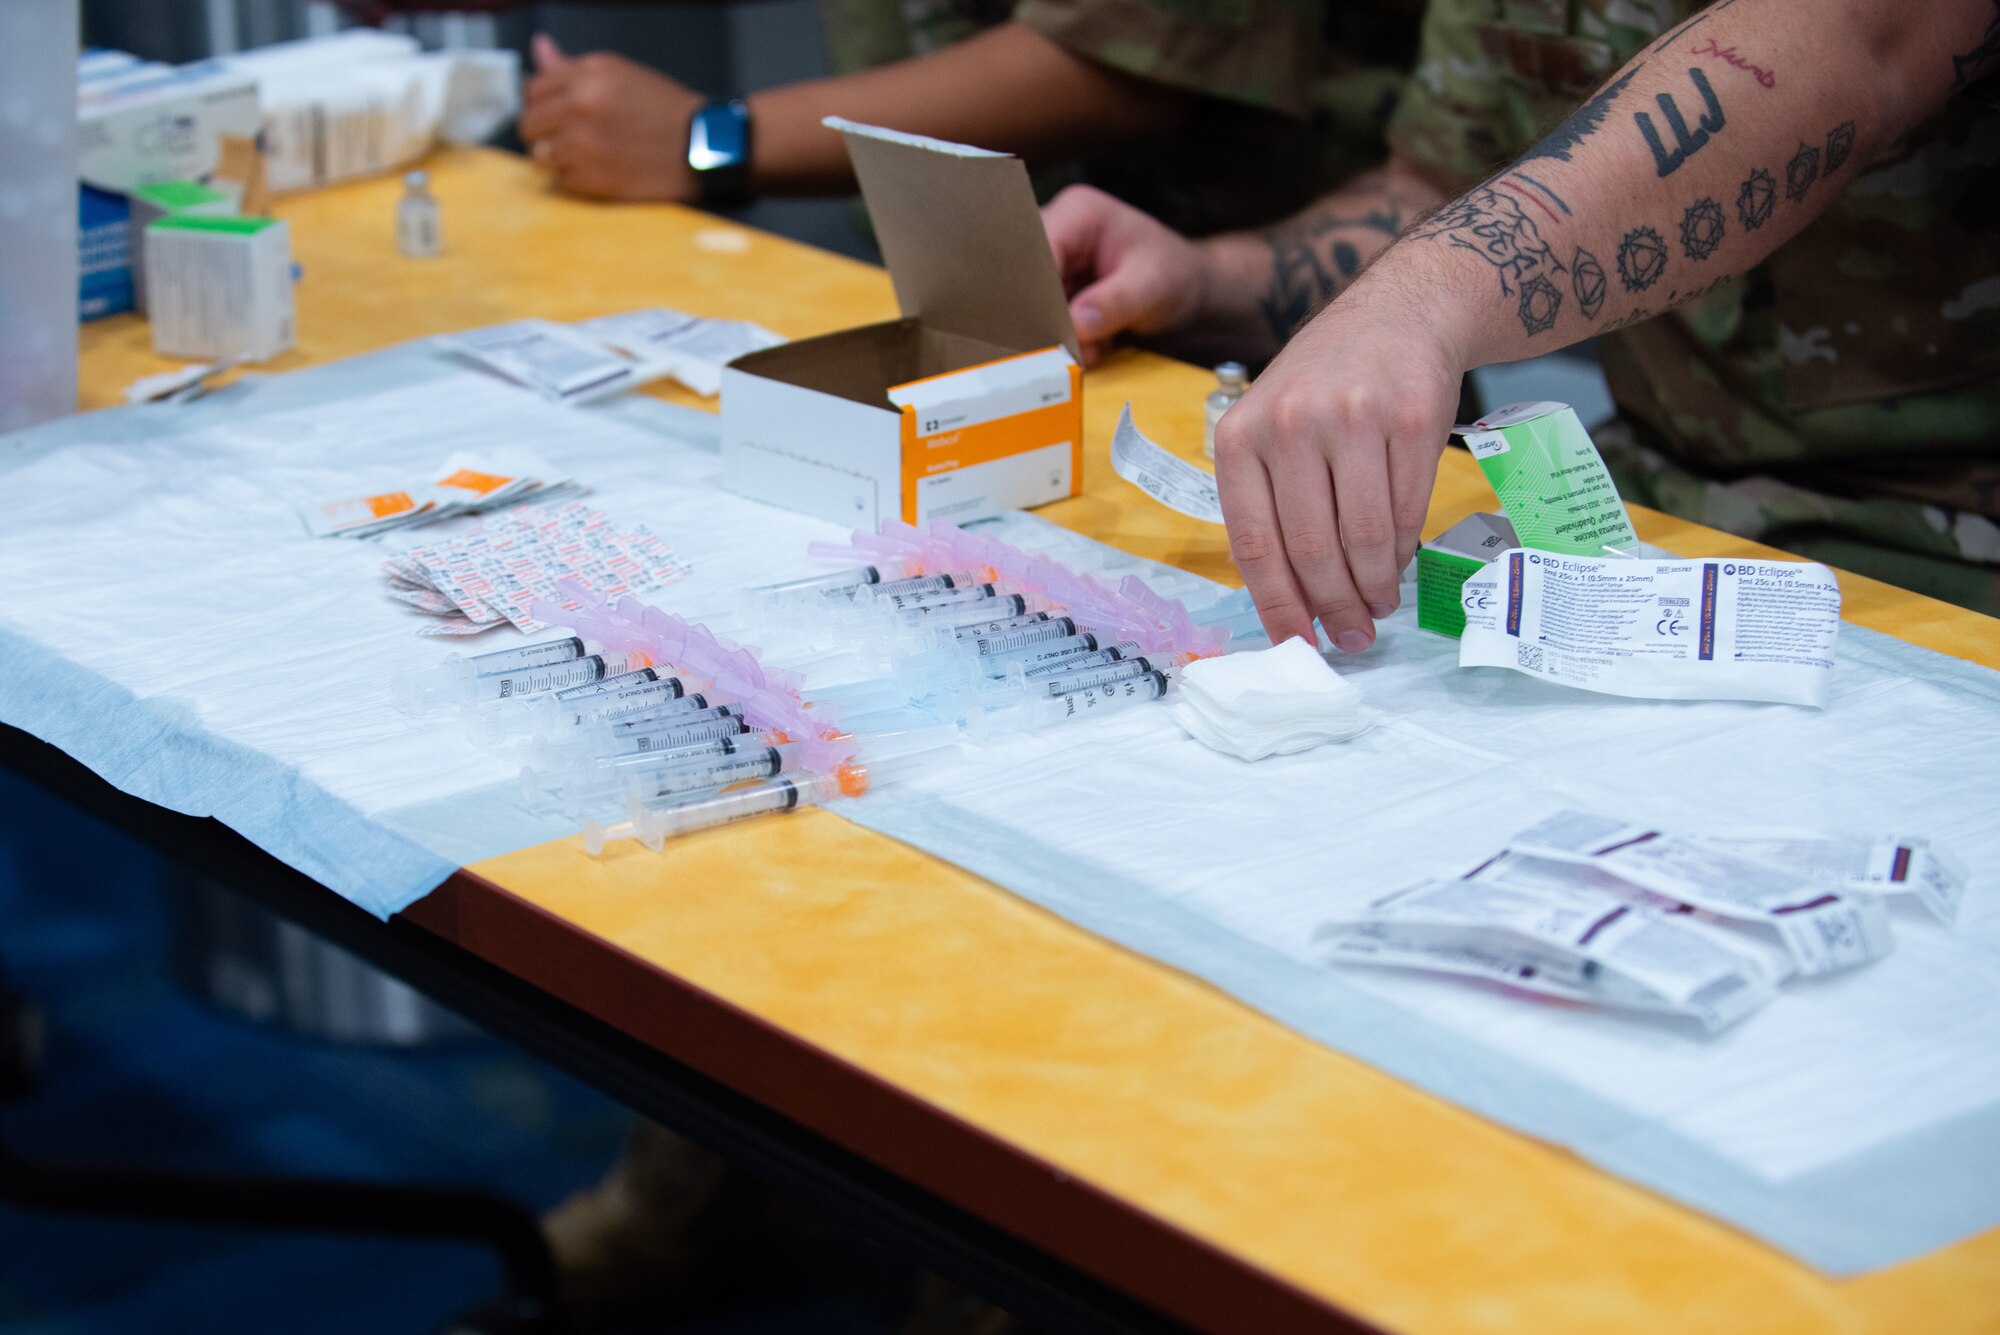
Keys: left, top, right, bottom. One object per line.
{"left": 397, "top": 170, "right": 442, "bottom": 258}
{"left": 1203, "top": 361, "right": 1248, "bottom": 460}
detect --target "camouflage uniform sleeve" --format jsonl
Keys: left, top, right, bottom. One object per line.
{"left": 1386, "top": 0, "right": 1629, "bottom": 195}
{"left": 1011, "top": 0, "right": 1327, "bottom": 117}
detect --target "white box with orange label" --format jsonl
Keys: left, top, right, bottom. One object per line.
{"left": 720, "top": 118, "right": 1082, "bottom": 530}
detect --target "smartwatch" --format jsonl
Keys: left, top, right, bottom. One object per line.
{"left": 687, "top": 99, "right": 753, "bottom": 208}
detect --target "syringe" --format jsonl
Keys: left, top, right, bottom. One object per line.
{"left": 552, "top": 666, "right": 660, "bottom": 700}
{"left": 953, "top": 656, "right": 1164, "bottom": 718}
{"left": 748, "top": 564, "right": 904, "bottom": 599}
{"left": 468, "top": 674, "right": 708, "bottom": 745}
{"left": 392, "top": 635, "right": 590, "bottom": 712}
{"left": 519, "top": 728, "right": 767, "bottom": 815}
{"left": 969, "top": 668, "right": 1176, "bottom": 739}
{"left": 529, "top": 706, "right": 747, "bottom": 767}
{"left": 582, "top": 741, "right": 956, "bottom": 854}
{"left": 620, "top": 741, "right": 803, "bottom": 805}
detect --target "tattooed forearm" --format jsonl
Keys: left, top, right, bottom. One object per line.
{"left": 1257, "top": 200, "right": 1407, "bottom": 344}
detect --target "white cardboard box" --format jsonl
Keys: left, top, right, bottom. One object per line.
{"left": 77, "top": 60, "right": 262, "bottom": 194}
{"left": 721, "top": 119, "right": 1083, "bottom": 530}
{"left": 145, "top": 215, "right": 295, "bottom": 362}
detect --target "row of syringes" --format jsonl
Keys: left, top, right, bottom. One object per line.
{"left": 389, "top": 532, "right": 1207, "bottom": 856}
{"left": 392, "top": 630, "right": 961, "bottom": 855}
{"left": 690, "top": 562, "right": 1186, "bottom": 737}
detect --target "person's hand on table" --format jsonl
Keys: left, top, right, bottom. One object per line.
{"left": 1041, "top": 186, "right": 1223, "bottom": 367}
{"left": 1041, "top": 177, "right": 1454, "bottom": 652}
{"left": 1211, "top": 260, "right": 1462, "bottom": 655}
{"left": 521, "top": 34, "right": 703, "bottom": 201}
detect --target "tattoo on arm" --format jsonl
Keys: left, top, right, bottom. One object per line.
{"left": 1637, "top": 67, "right": 1726, "bottom": 176}
{"left": 1736, "top": 167, "right": 1776, "bottom": 228}
{"left": 1571, "top": 248, "right": 1607, "bottom": 320}
{"left": 1785, "top": 140, "right": 1821, "bottom": 199}
{"left": 1691, "top": 38, "right": 1775, "bottom": 88}
{"left": 1411, "top": 184, "right": 1573, "bottom": 335}
{"left": 1679, "top": 198, "right": 1725, "bottom": 260}
{"left": 1616, "top": 227, "right": 1668, "bottom": 292}
{"left": 1257, "top": 202, "right": 1406, "bottom": 344}
{"left": 1520, "top": 66, "right": 1640, "bottom": 165}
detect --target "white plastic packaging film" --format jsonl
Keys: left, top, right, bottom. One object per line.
{"left": 1508, "top": 810, "right": 1895, "bottom": 976}
{"left": 1459, "top": 550, "right": 1841, "bottom": 706}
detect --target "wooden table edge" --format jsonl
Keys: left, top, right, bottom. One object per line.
{"left": 402, "top": 868, "right": 1388, "bottom": 1335}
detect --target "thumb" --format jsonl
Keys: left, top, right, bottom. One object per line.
{"left": 532, "top": 33, "right": 569, "bottom": 73}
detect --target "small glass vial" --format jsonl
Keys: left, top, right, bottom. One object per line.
{"left": 1203, "top": 361, "right": 1248, "bottom": 460}
{"left": 397, "top": 170, "right": 442, "bottom": 258}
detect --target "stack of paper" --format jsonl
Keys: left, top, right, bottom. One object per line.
{"left": 1172, "top": 636, "right": 1373, "bottom": 760}
{"left": 302, "top": 450, "right": 581, "bottom": 539}
{"left": 380, "top": 499, "right": 689, "bottom": 636}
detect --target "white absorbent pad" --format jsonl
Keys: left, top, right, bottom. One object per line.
{"left": 839, "top": 514, "right": 2000, "bottom": 1277}
{"left": 2, "top": 342, "right": 1998, "bottom": 1274}
{"left": 1173, "top": 635, "right": 1372, "bottom": 759}
{"left": 0, "top": 345, "right": 853, "bottom": 916}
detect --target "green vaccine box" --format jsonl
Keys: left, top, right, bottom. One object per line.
{"left": 1417, "top": 511, "right": 1519, "bottom": 638}
{"left": 1457, "top": 401, "right": 1638, "bottom": 556}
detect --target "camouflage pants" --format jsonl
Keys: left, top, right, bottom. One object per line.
{"left": 1596, "top": 421, "right": 2000, "bottom": 618}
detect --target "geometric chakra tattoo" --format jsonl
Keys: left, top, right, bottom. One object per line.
{"left": 1571, "top": 247, "right": 1608, "bottom": 320}
{"left": 1679, "top": 197, "right": 1725, "bottom": 260}
{"left": 1617, "top": 225, "right": 1669, "bottom": 291}
{"left": 1786, "top": 140, "right": 1821, "bottom": 201}
{"left": 1824, "top": 120, "right": 1856, "bottom": 174}
{"left": 1736, "top": 167, "right": 1776, "bottom": 230}
{"left": 1519, "top": 273, "right": 1564, "bottom": 334}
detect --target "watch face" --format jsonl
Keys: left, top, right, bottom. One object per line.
{"left": 689, "top": 103, "right": 749, "bottom": 172}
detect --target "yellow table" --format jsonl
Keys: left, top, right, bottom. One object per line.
{"left": 81, "top": 146, "right": 2000, "bottom": 1334}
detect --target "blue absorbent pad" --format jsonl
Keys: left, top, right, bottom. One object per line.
{"left": 3, "top": 342, "right": 1997, "bottom": 1276}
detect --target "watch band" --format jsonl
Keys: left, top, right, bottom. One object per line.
{"left": 687, "top": 99, "right": 752, "bottom": 208}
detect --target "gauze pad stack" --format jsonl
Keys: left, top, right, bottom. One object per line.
{"left": 1172, "top": 637, "right": 1371, "bottom": 760}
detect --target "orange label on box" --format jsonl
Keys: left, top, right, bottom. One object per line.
{"left": 367, "top": 491, "right": 417, "bottom": 518}
{"left": 438, "top": 468, "right": 513, "bottom": 496}
{"left": 898, "top": 362, "right": 1083, "bottom": 524}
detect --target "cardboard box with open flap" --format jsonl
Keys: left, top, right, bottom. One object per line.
{"left": 721, "top": 118, "right": 1083, "bottom": 530}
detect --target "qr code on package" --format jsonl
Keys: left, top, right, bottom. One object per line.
{"left": 1517, "top": 643, "right": 1544, "bottom": 671}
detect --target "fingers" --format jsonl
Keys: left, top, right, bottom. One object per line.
{"left": 1214, "top": 416, "right": 1317, "bottom": 646}
{"left": 1387, "top": 413, "right": 1446, "bottom": 578}
{"left": 1269, "top": 424, "right": 1377, "bottom": 652}
{"left": 1041, "top": 185, "right": 1112, "bottom": 293}
{"left": 518, "top": 89, "right": 568, "bottom": 146}
{"left": 1322, "top": 398, "right": 1401, "bottom": 625}
{"left": 531, "top": 32, "right": 568, "bottom": 75}
{"left": 1269, "top": 450, "right": 1372, "bottom": 653}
